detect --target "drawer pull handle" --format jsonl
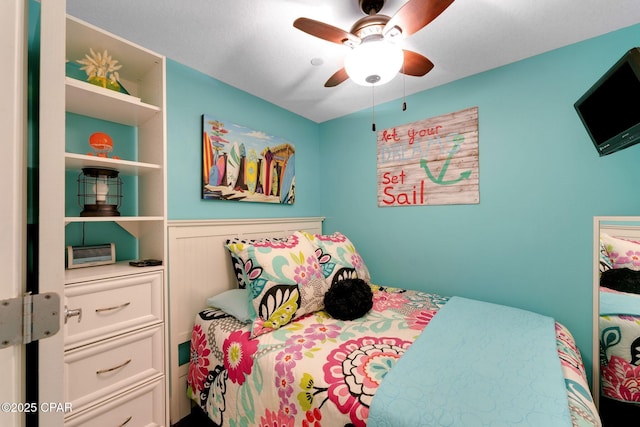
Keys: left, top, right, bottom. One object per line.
{"left": 95, "top": 302, "right": 131, "bottom": 313}
{"left": 117, "top": 416, "right": 132, "bottom": 427}
{"left": 96, "top": 358, "right": 131, "bottom": 375}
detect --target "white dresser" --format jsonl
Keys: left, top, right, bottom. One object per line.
{"left": 62, "top": 265, "right": 167, "bottom": 425}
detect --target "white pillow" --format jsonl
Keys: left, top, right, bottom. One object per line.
{"left": 601, "top": 233, "right": 640, "bottom": 270}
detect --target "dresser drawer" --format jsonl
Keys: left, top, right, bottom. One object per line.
{"left": 64, "top": 271, "right": 163, "bottom": 349}
{"left": 64, "top": 325, "right": 164, "bottom": 413}
{"left": 65, "top": 377, "right": 165, "bottom": 427}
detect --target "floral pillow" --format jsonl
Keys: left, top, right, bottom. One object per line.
{"left": 300, "top": 231, "right": 371, "bottom": 286}
{"left": 225, "top": 236, "right": 286, "bottom": 289}
{"left": 601, "top": 233, "right": 640, "bottom": 270}
{"left": 242, "top": 231, "right": 328, "bottom": 337}
{"left": 599, "top": 239, "right": 612, "bottom": 274}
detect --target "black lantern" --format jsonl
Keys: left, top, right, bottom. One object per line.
{"left": 77, "top": 167, "right": 122, "bottom": 217}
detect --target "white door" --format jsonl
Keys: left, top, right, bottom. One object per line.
{"left": 0, "top": 1, "right": 28, "bottom": 426}
{"left": 37, "top": 0, "right": 66, "bottom": 425}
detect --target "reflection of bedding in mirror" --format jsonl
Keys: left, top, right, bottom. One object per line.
{"left": 598, "top": 224, "right": 640, "bottom": 423}
{"left": 601, "top": 268, "right": 640, "bottom": 294}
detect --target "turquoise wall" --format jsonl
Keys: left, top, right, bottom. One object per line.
{"left": 164, "top": 24, "right": 640, "bottom": 379}
{"left": 316, "top": 24, "right": 640, "bottom": 378}
{"left": 166, "top": 60, "right": 322, "bottom": 219}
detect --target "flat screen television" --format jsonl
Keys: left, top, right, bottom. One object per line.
{"left": 574, "top": 47, "right": 640, "bottom": 156}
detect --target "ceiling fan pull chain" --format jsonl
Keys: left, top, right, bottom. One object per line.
{"left": 402, "top": 62, "right": 407, "bottom": 111}
{"left": 371, "top": 85, "right": 376, "bottom": 132}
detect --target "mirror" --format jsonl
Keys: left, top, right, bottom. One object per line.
{"left": 594, "top": 216, "right": 640, "bottom": 424}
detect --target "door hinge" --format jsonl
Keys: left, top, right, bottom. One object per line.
{"left": 0, "top": 292, "right": 61, "bottom": 348}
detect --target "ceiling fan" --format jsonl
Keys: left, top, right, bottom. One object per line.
{"left": 294, "top": 0, "right": 454, "bottom": 87}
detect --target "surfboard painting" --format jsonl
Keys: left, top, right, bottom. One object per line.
{"left": 245, "top": 149, "right": 258, "bottom": 194}
{"left": 262, "top": 149, "right": 273, "bottom": 197}
{"left": 279, "top": 154, "right": 295, "bottom": 204}
{"left": 201, "top": 114, "right": 295, "bottom": 204}
{"left": 236, "top": 143, "right": 246, "bottom": 190}
{"left": 203, "top": 131, "right": 213, "bottom": 184}
{"left": 216, "top": 155, "right": 226, "bottom": 186}
{"left": 271, "top": 164, "right": 279, "bottom": 196}
{"left": 226, "top": 141, "right": 241, "bottom": 189}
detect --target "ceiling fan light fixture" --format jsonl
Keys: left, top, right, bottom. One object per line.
{"left": 344, "top": 38, "right": 403, "bottom": 86}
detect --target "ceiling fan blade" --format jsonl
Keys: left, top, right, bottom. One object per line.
{"left": 401, "top": 50, "right": 434, "bottom": 76}
{"left": 294, "top": 17, "right": 359, "bottom": 45}
{"left": 325, "top": 68, "right": 349, "bottom": 87}
{"left": 384, "top": 0, "right": 454, "bottom": 39}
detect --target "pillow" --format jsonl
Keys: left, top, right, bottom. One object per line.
{"left": 243, "top": 231, "right": 329, "bottom": 337}
{"left": 225, "top": 236, "right": 286, "bottom": 288}
{"left": 600, "top": 268, "right": 640, "bottom": 295}
{"left": 300, "top": 231, "right": 371, "bottom": 286}
{"left": 206, "top": 289, "right": 251, "bottom": 323}
{"left": 601, "top": 233, "right": 640, "bottom": 270}
{"left": 324, "top": 278, "right": 373, "bottom": 320}
{"left": 599, "top": 239, "right": 612, "bottom": 274}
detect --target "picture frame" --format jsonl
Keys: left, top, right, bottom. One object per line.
{"left": 202, "top": 115, "right": 295, "bottom": 204}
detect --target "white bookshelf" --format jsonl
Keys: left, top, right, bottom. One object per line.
{"left": 39, "top": 3, "right": 168, "bottom": 425}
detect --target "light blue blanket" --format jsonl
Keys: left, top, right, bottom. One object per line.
{"left": 600, "top": 290, "right": 640, "bottom": 316}
{"left": 368, "top": 297, "right": 571, "bottom": 427}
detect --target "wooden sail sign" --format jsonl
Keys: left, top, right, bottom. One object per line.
{"left": 377, "top": 107, "right": 479, "bottom": 207}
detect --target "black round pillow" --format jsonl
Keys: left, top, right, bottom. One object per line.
{"left": 324, "top": 278, "right": 373, "bottom": 320}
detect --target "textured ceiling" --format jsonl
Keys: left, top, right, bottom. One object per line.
{"left": 66, "top": 0, "right": 640, "bottom": 123}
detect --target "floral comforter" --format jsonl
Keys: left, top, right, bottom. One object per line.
{"left": 188, "top": 286, "right": 601, "bottom": 426}
{"left": 600, "top": 288, "right": 640, "bottom": 404}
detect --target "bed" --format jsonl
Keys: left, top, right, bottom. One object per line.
{"left": 598, "top": 227, "right": 640, "bottom": 415}
{"left": 169, "top": 218, "right": 601, "bottom": 426}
